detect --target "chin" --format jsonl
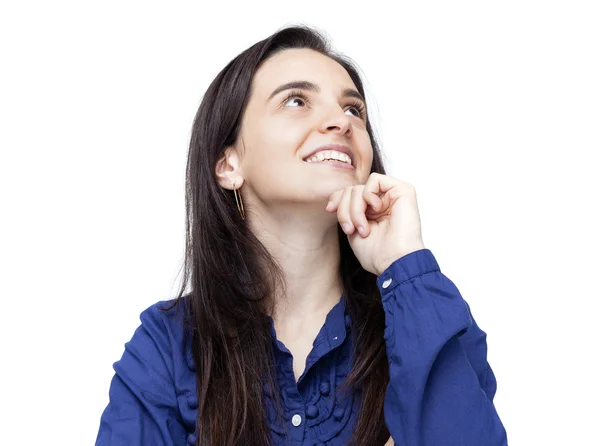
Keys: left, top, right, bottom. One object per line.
{"left": 312, "top": 179, "right": 356, "bottom": 197}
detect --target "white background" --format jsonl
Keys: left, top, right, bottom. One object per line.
{"left": 1, "top": 1, "right": 598, "bottom": 444}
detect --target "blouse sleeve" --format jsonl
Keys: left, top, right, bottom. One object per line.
{"left": 377, "top": 249, "right": 508, "bottom": 445}
{"left": 95, "top": 304, "right": 187, "bottom": 446}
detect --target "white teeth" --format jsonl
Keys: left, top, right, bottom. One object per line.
{"left": 305, "top": 150, "right": 352, "bottom": 165}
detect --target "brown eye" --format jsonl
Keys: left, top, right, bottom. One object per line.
{"left": 280, "top": 89, "right": 310, "bottom": 109}
{"left": 284, "top": 96, "right": 306, "bottom": 107}
{"left": 346, "top": 107, "right": 361, "bottom": 117}
{"left": 345, "top": 101, "right": 367, "bottom": 120}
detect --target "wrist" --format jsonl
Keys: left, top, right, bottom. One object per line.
{"left": 375, "top": 242, "right": 426, "bottom": 276}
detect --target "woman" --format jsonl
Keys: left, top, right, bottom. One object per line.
{"left": 95, "top": 24, "right": 508, "bottom": 445}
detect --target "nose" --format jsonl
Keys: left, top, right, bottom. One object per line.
{"left": 318, "top": 106, "right": 353, "bottom": 137}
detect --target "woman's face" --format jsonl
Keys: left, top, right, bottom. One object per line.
{"left": 228, "top": 48, "right": 373, "bottom": 209}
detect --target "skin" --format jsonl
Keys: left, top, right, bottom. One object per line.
{"left": 215, "top": 48, "right": 374, "bottom": 382}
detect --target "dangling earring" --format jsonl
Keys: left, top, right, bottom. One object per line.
{"left": 233, "top": 180, "right": 245, "bottom": 220}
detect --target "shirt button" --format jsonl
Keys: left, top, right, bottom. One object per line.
{"left": 319, "top": 382, "right": 330, "bottom": 396}
{"left": 291, "top": 414, "right": 302, "bottom": 427}
{"left": 382, "top": 278, "right": 392, "bottom": 289}
{"left": 306, "top": 404, "right": 319, "bottom": 418}
{"left": 187, "top": 395, "right": 198, "bottom": 409}
{"left": 333, "top": 407, "right": 344, "bottom": 420}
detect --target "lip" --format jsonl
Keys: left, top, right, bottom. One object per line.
{"left": 302, "top": 144, "right": 355, "bottom": 167}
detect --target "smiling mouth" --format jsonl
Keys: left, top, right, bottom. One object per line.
{"left": 302, "top": 150, "right": 353, "bottom": 167}
{"left": 303, "top": 158, "right": 355, "bottom": 170}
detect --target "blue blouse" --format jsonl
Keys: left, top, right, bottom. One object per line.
{"left": 95, "top": 249, "right": 508, "bottom": 445}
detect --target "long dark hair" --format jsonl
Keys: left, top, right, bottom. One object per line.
{"left": 167, "top": 24, "right": 390, "bottom": 445}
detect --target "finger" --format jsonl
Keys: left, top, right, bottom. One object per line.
{"left": 325, "top": 188, "right": 344, "bottom": 212}
{"left": 336, "top": 186, "right": 355, "bottom": 234}
{"left": 365, "top": 172, "right": 414, "bottom": 195}
{"left": 349, "top": 186, "right": 370, "bottom": 237}
{"left": 364, "top": 173, "right": 415, "bottom": 212}
{"left": 362, "top": 187, "right": 383, "bottom": 215}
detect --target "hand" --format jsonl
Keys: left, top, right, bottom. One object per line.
{"left": 325, "top": 173, "right": 425, "bottom": 276}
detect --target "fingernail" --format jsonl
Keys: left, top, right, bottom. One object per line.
{"left": 357, "top": 225, "right": 365, "bottom": 235}
{"left": 325, "top": 201, "right": 333, "bottom": 210}
{"left": 342, "top": 223, "right": 351, "bottom": 233}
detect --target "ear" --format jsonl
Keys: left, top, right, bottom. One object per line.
{"left": 215, "top": 147, "right": 244, "bottom": 190}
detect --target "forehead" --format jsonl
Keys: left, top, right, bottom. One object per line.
{"left": 252, "top": 48, "right": 356, "bottom": 95}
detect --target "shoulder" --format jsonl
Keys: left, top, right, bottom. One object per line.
{"left": 139, "top": 298, "right": 187, "bottom": 335}
{"left": 129, "top": 297, "right": 195, "bottom": 375}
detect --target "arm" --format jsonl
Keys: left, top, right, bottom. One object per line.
{"left": 458, "top": 300, "right": 498, "bottom": 403}
{"left": 95, "top": 304, "right": 187, "bottom": 446}
{"left": 378, "top": 249, "right": 507, "bottom": 445}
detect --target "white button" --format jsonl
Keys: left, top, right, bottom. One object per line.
{"left": 291, "top": 414, "right": 302, "bottom": 427}
{"left": 382, "top": 278, "right": 392, "bottom": 289}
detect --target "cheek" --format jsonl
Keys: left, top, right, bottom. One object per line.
{"left": 242, "top": 123, "right": 305, "bottom": 171}
{"left": 358, "top": 135, "right": 374, "bottom": 172}
{"left": 254, "top": 122, "right": 305, "bottom": 157}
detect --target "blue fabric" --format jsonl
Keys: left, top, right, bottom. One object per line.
{"left": 96, "top": 249, "right": 508, "bottom": 445}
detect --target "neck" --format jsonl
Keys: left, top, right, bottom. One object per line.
{"left": 248, "top": 204, "right": 343, "bottom": 325}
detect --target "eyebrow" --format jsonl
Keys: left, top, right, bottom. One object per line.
{"left": 266, "top": 80, "right": 366, "bottom": 106}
